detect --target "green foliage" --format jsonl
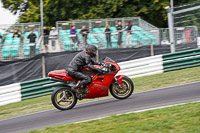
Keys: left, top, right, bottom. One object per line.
{"left": 1, "top": 0, "right": 198, "bottom": 27}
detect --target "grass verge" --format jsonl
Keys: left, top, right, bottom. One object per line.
{"left": 27, "top": 102, "right": 200, "bottom": 133}
{"left": 0, "top": 66, "right": 200, "bottom": 120}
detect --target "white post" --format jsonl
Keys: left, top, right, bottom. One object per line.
{"left": 170, "top": 0, "right": 174, "bottom": 12}
{"left": 40, "top": 0, "right": 45, "bottom": 77}
{"left": 42, "top": 55, "right": 46, "bottom": 78}
{"left": 166, "top": 6, "right": 175, "bottom": 53}
{"left": 40, "top": 0, "right": 44, "bottom": 43}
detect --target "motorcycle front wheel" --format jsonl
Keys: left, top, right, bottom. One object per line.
{"left": 51, "top": 86, "right": 77, "bottom": 110}
{"left": 110, "top": 76, "right": 134, "bottom": 99}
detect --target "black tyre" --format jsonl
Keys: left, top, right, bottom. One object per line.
{"left": 51, "top": 86, "right": 77, "bottom": 110}
{"left": 110, "top": 76, "right": 134, "bottom": 99}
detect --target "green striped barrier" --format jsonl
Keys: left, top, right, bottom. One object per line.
{"left": 118, "top": 48, "right": 200, "bottom": 77}
{"left": 163, "top": 48, "right": 200, "bottom": 72}
{"left": 0, "top": 77, "right": 71, "bottom": 106}
{"left": 21, "top": 77, "right": 69, "bottom": 100}
{"left": 163, "top": 48, "right": 200, "bottom": 60}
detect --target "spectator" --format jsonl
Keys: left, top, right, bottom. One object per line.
{"left": 104, "top": 25, "right": 112, "bottom": 48}
{"left": 122, "top": 20, "right": 132, "bottom": 47}
{"left": 70, "top": 25, "right": 79, "bottom": 47}
{"left": 13, "top": 30, "right": 21, "bottom": 38}
{"left": 43, "top": 26, "right": 49, "bottom": 52}
{"left": 27, "top": 31, "right": 37, "bottom": 57}
{"left": 0, "top": 33, "right": 2, "bottom": 39}
{"left": 50, "top": 27, "right": 58, "bottom": 51}
{"left": 116, "top": 21, "right": 123, "bottom": 47}
{"left": 80, "top": 26, "right": 89, "bottom": 46}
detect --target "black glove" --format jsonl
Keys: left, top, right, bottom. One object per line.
{"left": 97, "top": 68, "right": 107, "bottom": 74}
{"left": 97, "top": 62, "right": 104, "bottom": 66}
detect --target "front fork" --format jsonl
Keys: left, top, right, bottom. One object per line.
{"left": 114, "top": 77, "right": 123, "bottom": 89}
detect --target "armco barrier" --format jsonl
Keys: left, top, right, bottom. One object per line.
{"left": 118, "top": 55, "right": 164, "bottom": 78}
{"left": 0, "top": 78, "right": 69, "bottom": 106}
{"left": 21, "top": 77, "right": 66, "bottom": 100}
{"left": 163, "top": 48, "right": 200, "bottom": 72}
{"left": 0, "top": 83, "right": 21, "bottom": 106}
{"left": 1, "top": 48, "right": 200, "bottom": 106}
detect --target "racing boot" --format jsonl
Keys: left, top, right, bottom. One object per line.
{"left": 71, "top": 83, "right": 84, "bottom": 99}
{"left": 77, "top": 86, "right": 89, "bottom": 100}
{"left": 83, "top": 86, "right": 89, "bottom": 94}
{"left": 77, "top": 85, "right": 91, "bottom": 100}
{"left": 71, "top": 83, "right": 80, "bottom": 92}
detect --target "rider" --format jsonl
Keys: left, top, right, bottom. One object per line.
{"left": 68, "top": 45, "right": 104, "bottom": 94}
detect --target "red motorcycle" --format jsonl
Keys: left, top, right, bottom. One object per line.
{"left": 48, "top": 57, "right": 134, "bottom": 110}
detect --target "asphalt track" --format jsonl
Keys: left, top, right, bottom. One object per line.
{"left": 0, "top": 82, "right": 200, "bottom": 133}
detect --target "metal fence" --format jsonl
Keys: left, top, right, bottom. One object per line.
{"left": 0, "top": 22, "right": 41, "bottom": 61}
{"left": 56, "top": 17, "right": 160, "bottom": 52}
{"left": 58, "top": 29, "right": 159, "bottom": 52}
{"left": 173, "top": 1, "right": 200, "bottom": 45}
{"left": 0, "top": 22, "right": 41, "bottom": 35}
{"left": 56, "top": 17, "right": 158, "bottom": 31}
{"left": 173, "top": 1, "right": 200, "bottom": 31}
{"left": 166, "top": 1, "right": 200, "bottom": 52}
{"left": 0, "top": 15, "right": 199, "bottom": 61}
{"left": 160, "top": 26, "right": 198, "bottom": 46}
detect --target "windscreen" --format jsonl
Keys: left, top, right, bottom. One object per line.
{"left": 103, "top": 57, "right": 116, "bottom": 63}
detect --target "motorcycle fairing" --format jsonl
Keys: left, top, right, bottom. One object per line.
{"left": 84, "top": 74, "right": 115, "bottom": 98}
{"left": 115, "top": 75, "right": 126, "bottom": 87}
{"left": 48, "top": 69, "right": 76, "bottom": 81}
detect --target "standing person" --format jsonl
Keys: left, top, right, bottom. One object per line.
{"left": 27, "top": 31, "right": 37, "bottom": 57}
{"left": 43, "top": 26, "right": 49, "bottom": 52}
{"left": 70, "top": 25, "right": 79, "bottom": 49}
{"left": 122, "top": 20, "right": 132, "bottom": 47}
{"left": 13, "top": 30, "right": 21, "bottom": 38}
{"left": 116, "top": 21, "right": 123, "bottom": 47}
{"left": 80, "top": 26, "right": 89, "bottom": 47}
{"left": 49, "top": 27, "right": 58, "bottom": 51}
{"left": 104, "top": 25, "right": 112, "bottom": 48}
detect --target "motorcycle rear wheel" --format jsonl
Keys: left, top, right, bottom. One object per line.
{"left": 110, "top": 76, "right": 134, "bottom": 99}
{"left": 51, "top": 86, "right": 77, "bottom": 110}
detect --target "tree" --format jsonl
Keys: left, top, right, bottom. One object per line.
{"left": 1, "top": 0, "right": 198, "bottom": 28}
